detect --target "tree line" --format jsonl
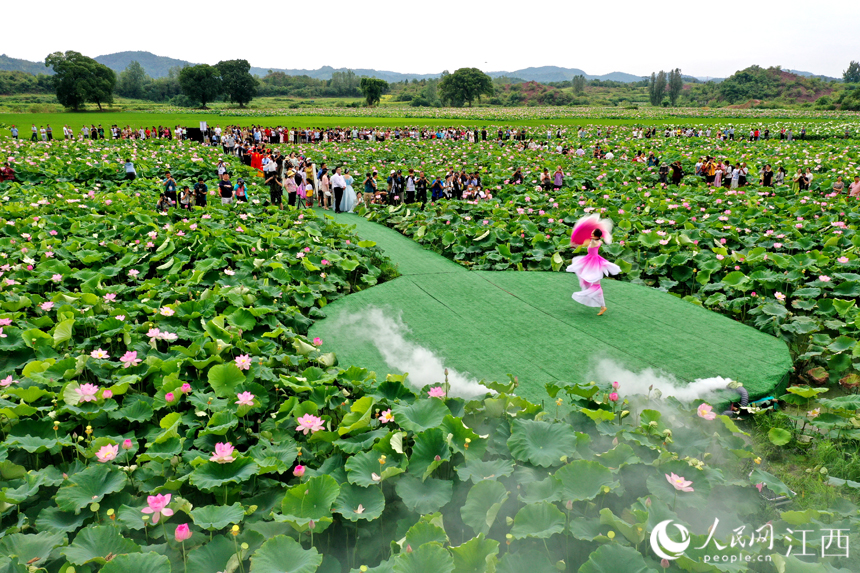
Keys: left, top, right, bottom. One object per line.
{"left": 42, "top": 51, "right": 260, "bottom": 110}
{"left": 36, "top": 55, "right": 497, "bottom": 110}
{"left": 12, "top": 52, "right": 860, "bottom": 110}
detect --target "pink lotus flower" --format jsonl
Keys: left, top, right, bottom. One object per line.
{"left": 0, "top": 328, "right": 6, "bottom": 339}
{"left": 666, "top": 473, "right": 694, "bottom": 492}
{"left": 697, "top": 403, "right": 716, "bottom": 421}
{"left": 612, "top": 381, "right": 620, "bottom": 389}
{"left": 235, "top": 391, "right": 255, "bottom": 407}
{"left": 838, "top": 257, "right": 850, "bottom": 264}
{"left": 159, "top": 306, "right": 175, "bottom": 316}
{"left": 296, "top": 413, "right": 325, "bottom": 435}
{"left": 181, "top": 383, "right": 192, "bottom": 394}
{"left": 147, "top": 328, "right": 162, "bottom": 339}
{"left": 91, "top": 348, "right": 109, "bottom": 359}
{"left": 235, "top": 354, "right": 252, "bottom": 370}
{"left": 96, "top": 444, "right": 119, "bottom": 462}
{"left": 379, "top": 409, "right": 394, "bottom": 423}
{"left": 819, "top": 275, "right": 831, "bottom": 282}
{"left": 428, "top": 387, "right": 446, "bottom": 398}
{"left": 120, "top": 351, "right": 141, "bottom": 368}
{"left": 175, "top": 523, "right": 192, "bottom": 542}
{"left": 102, "top": 389, "right": 113, "bottom": 399}
{"left": 165, "top": 392, "right": 175, "bottom": 403}
{"left": 40, "top": 301, "right": 54, "bottom": 311}
{"left": 1, "top": 375, "right": 17, "bottom": 387}
{"left": 0, "top": 318, "right": 11, "bottom": 326}
{"left": 312, "top": 337, "right": 323, "bottom": 347}
{"left": 51, "top": 274, "right": 63, "bottom": 282}
{"left": 141, "top": 493, "right": 174, "bottom": 524}
{"left": 76, "top": 383, "right": 99, "bottom": 403}
{"left": 210, "top": 442, "right": 236, "bottom": 464}
{"left": 103, "top": 293, "right": 116, "bottom": 302}
{"left": 293, "top": 465, "right": 306, "bottom": 477}
{"left": 608, "top": 392, "right": 619, "bottom": 402}
{"left": 755, "top": 483, "right": 764, "bottom": 493}
{"left": 122, "top": 439, "right": 134, "bottom": 450}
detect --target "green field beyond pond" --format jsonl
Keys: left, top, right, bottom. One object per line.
{"left": 0, "top": 109, "right": 851, "bottom": 135}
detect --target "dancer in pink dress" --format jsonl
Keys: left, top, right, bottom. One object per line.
{"left": 567, "top": 220, "right": 620, "bottom": 315}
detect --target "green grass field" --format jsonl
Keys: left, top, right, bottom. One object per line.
{"left": 0, "top": 110, "right": 844, "bottom": 136}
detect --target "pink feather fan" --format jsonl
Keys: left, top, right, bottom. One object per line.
{"left": 570, "top": 214, "right": 614, "bottom": 245}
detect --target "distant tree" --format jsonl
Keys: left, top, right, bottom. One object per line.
{"left": 359, "top": 77, "right": 388, "bottom": 106}
{"left": 329, "top": 70, "right": 361, "bottom": 97}
{"left": 648, "top": 71, "right": 667, "bottom": 106}
{"left": 572, "top": 74, "right": 586, "bottom": 94}
{"left": 438, "top": 68, "right": 494, "bottom": 107}
{"left": 668, "top": 68, "right": 684, "bottom": 106}
{"left": 45, "top": 51, "right": 117, "bottom": 110}
{"left": 717, "top": 66, "right": 780, "bottom": 103}
{"left": 216, "top": 59, "right": 258, "bottom": 107}
{"left": 844, "top": 61, "right": 860, "bottom": 84}
{"left": 178, "top": 64, "right": 222, "bottom": 108}
{"left": 116, "top": 61, "right": 149, "bottom": 99}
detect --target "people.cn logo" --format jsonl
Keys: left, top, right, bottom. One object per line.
{"left": 650, "top": 520, "right": 691, "bottom": 560}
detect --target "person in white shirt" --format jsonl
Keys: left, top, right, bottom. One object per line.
{"left": 330, "top": 167, "right": 347, "bottom": 213}
{"left": 604, "top": 151, "right": 615, "bottom": 160}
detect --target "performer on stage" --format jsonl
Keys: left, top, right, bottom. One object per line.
{"left": 567, "top": 214, "right": 621, "bottom": 316}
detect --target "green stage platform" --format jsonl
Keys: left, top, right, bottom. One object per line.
{"left": 309, "top": 211, "right": 793, "bottom": 405}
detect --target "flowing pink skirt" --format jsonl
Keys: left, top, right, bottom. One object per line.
{"left": 566, "top": 251, "right": 621, "bottom": 307}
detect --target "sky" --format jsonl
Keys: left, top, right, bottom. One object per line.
{"left": 5, "top": 0, "right": 859, "bottom": 78}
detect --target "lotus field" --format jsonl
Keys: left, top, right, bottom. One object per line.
{"left": 1, "top": 128, "right": 860, "bottom": 573}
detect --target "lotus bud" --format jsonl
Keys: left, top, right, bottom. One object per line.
{"left": 555, "top": 561, "right": 566, "bottom": 571}
{"left": 565, "top": 500, "right": 573, "bottom": 510}
{"left": 662, "top": 429, "right": 672, "bottom": 437}
{"left": 406, "top": 544, "right": 412, "bottom": 553}
{"left": 620, "top": 410, "right": 630, "bottom": 419}
{"left": 506, "top": 516, "right": 514, "bottom": 526}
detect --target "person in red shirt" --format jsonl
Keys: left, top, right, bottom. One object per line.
{"left": 0, "top": 162, "right": 15, "bottom": 182}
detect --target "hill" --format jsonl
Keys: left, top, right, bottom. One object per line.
{"left": 95, "top": 51, "right": 194, "bottom": 78}
{"left": 0, "top": 54, "right": 52, "bottom": 75}
{"left": 787, "top": 69, "right": 841, "bottom": 82}
{"left": 488, "top": 66, "right": 646, "bottom": 83}
{"left": 248, "top": 64, "right": 439, "bottom": 82}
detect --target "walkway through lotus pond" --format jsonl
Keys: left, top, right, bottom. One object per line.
{"left": 308, "top": 211, "right": 792, "bottom": 405}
